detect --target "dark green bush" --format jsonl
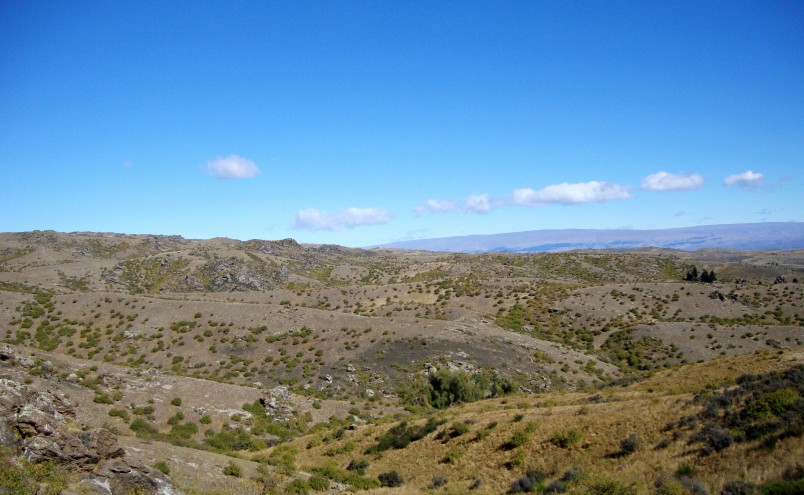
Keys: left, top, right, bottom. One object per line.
{"left": 619, "top": 434, "right": 639, "bottom": 456}
{"left": 379, "top": 471, "right": 404, "bottom": 487}
{"left": 347, "top": 459, "right": 369, "bottom": 475}
{"left": 365, "top": 417, "right": 445, "bottom": 454}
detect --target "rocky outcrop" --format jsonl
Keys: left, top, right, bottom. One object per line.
{"left": 201, "top": 256, "right": 279, "bottom": 291}
{"left": 0, "top": 379, "right": 178, "bottom": 495}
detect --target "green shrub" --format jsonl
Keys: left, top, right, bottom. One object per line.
{"left": 108, "top": 409, "right": 130, "bottom": 421}
{"left": 325, "top": 441, "right": 355, "bottom": 456}
{"left": 308, "top": 475, "right": 330, "bottom": 491}
{"left": 222, "top": 460, "right": 241, "bottom": 477}
{"left": 168, "top": 422, "right": 198, "bottom": 440}
{"left": 552, "top": 429, "right": 583, "bottom": 448}
{"left": 399, "top": 368, "right": 514, "bottom": 409}
{"left": 129, "top": 418, "right": 158, "bottom": 438}
{"left": 444, "top": 445, "right": 466, "bottom": 463}
{"left": 153, "top": 461, "right": 170, "bottom": 475}
{"left": 509, "top": 429, "right": 531, "bottom": 449}
{"left": 509, "top": 450, "right": 526, "bottom": 469}
{"left": 311, "top": 462, "right": 380, "bottom": 489}
{"left": 746, "top": 389, "right": 800, "bottom": 420}
{"left": 266, "top": 444, "right": 298, "bottom": 473}
{"left": 286, "top": 479, "right": 310, "bottom": 494}
{"left": 170, "top": 397, "right": 182, "bottom": 406}
{"left": 204, "top": 427, "right": 254, "bottom": 452}
{"left": 451, "top": 421, "right": 471, "bottom": 437}
{"left": 132, "top": 405, "right": 155, "bottom": 416}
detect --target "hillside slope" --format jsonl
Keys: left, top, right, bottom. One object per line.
{"left": 0, "top": 230, "right": 802, "bottom": 494}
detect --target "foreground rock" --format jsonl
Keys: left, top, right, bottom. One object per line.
{"left": 0, "top": 378, "right": 178, "bottom": 495}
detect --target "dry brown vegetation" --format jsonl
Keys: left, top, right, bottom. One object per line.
{"left": 0, "top": 231, "right": 802, "bottom": 494}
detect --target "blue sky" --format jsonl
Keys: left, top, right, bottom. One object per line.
{"left": 1, "top": 1, "right": 802, "bottom": 247}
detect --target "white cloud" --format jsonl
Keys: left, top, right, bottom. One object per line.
{"left": 461, "top": 194, "right": 492, "bottom": 213}
{"left": 414, "top": 199, "right": 455, "bottom": 215}
{"left": 292, "top": 207, "right": 393, "bottom": 231}
{"left": 511, "top": 181, "right": 632, "bottom": 206}
{"left": 723, "top": 170, "right": 764, "bottom": 191}
{"left": 206, "top": 155, "right": 260, "bottom": 179}
{"left": 641, "top": 171, "right": 703, "bottom": 191}
{"left": 414, "top": 194, "right": 497, "bottom": 214}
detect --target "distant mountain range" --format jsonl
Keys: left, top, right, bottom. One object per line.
{"left": 374, "top": 222, "right": 804, "bottom": 252}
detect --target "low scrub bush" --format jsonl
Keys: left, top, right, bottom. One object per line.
{"left": 618, "top": 433, "right": 639, "bottom": 456}
{"left": 430, "top": 475, "right": 448, "bottom": 489}
{"left": 655, "top": 475, "right": 709, "bottom": 495}
{"left": 308, "top": 475, "right": 329, "bottom": 491}
{"left": 504, "top": 429, "right": 531, "bottom": 450}
{"left": 129, "top": 418, "right": 158, "bottom": 438}
{"left": 285, "top": 478, "right": 310, "bottom": 494}
{"left": 379, "top": 471, "right": 404, "bottom": 488}
{"left": 509, "top": 470, "right": 547, "bottom": 493}
{"left": 222, "top": 460, "right": 241, "bottom": 477}
{"left": 346, "top": 458, "right": 369, "bottom": 475}
{"left": 108, "top": 409, "right": 129, "bottom": 421}
{"left": 365, "top": 417, "right": 445, "bottom": 454}
{"left": 311, "top": 462, "right": 381, "bottom": 489}
{"left": 552, "top": 428, "right": 583, "bottom": 448}
{"left": 444, "top": 445, "right": 466, "bottom": 464}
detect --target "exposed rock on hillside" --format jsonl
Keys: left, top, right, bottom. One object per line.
{"left": 0, "top": 379, "right": 178, "bottom": 495}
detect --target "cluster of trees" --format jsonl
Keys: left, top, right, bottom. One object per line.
{"left": 399, "top": 367, "right": 517, "bottom": 409}
{"left": 685, "top": 266, "right": 717, "bottom": 283}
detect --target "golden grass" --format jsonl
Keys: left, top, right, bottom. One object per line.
{"left": 272, "top": 349, "right": 804, "bottom": 494}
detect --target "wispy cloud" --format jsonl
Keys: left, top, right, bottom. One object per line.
{"left": 511, "top": 181, "right": 632, "bottom": 206}
{"left": 724, "top": 170, "right": 764, "bottom": 191}
{"left": 414, "top": 194, "right": 497, "bottom": 214}
{"left": 292, "top": 207, "right": 393, "bottom": 231}
{"left": 206, "top": 155, "right": 260, "bottom": 179}
{"left": 641, "top": 171, "right": 703, "bottom": 191}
